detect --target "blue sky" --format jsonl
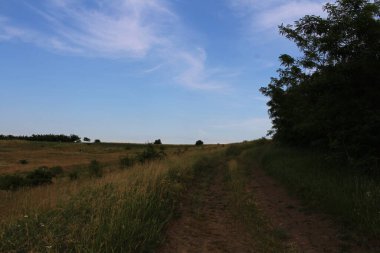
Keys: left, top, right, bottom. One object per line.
{"left": 0, "top": 0, "right": 325, "bottom": 144}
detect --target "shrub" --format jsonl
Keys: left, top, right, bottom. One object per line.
{"left": 49, "top": 166, "right": 64, "bottom": 177}
{"left": 69, "top": 171, "right": 78, "bottom": 180}
{"left": 88, "top": 160, "right": 102, "bottom": 177}
{"left": 120, "top": 156, "right": 134, "bottom": 169}
{"left": 154, "top": 139, "right": 162, "bottom": 145}
{"left": 195, "top": 140, "right": 204, "bottom": 146}
{"left": 0, "top": 174, "right": 27, "bottom": 190}
{"left": 83, "top": 137, "right": 91, "bottom": 142}
{"left": 94, "top": 139, "right": 101, "bottom": 143}
{"left": 135, "top": 144, "right": 166, "bottom": 164}
{"left": 19, "top": 159, "right": 28, "bottom": 165}
{"left": 25, "top": 168, "right": 53, "bottom": 186}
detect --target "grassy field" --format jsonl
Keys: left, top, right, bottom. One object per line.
{"left": 1, "top": 140, "right": 379, "bottom": 252}
{"left": 247, "top": 141, "right": 380, "bottom": 243}
{"left": 0, "top": 140, "right": 222, "bottom": 252}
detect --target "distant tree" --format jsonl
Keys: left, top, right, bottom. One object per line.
{"left": 154, "top": 139, "right": 162, "bottom": 145}
{"left": 195, "top": 140, "right": 204, "bottom": 146}
{"left": 83, "top": 137, "right": 91, "bottom": 142}
{"left": 94, "top": 139, "right": 101, "bottom": 143}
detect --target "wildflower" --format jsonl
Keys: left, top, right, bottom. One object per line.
{"left": 45, "top": 245, "right": 52, "bottom": 249}
{"left": 24, "top": 215, "right": 28, "bottom": 218}
{"left": 40, "top": 223, "right": 45, "bottom": 227}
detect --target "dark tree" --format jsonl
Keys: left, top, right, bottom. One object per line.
{"left": 260, "top": 0, "right": 380, "bottom": 170}
{"left": 195, "top": 140, "right": 204, "bottom": 146}
{"left": 154, "top": 139, "right": 162, "bottom": 145}
{"left": 83, "top": 137, "right": 91, "bottom": 142}
{"left": 94, "top": 139, "right": 101, "bottom": 143}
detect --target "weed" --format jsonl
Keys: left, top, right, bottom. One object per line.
{"left": 19, "top": 159, "right": 28, "bottom": 165}
{"left": 0, "top": 174, "right": 27, "bottom": 190}
{"left": 25, "top": 167, "right": 53, "bottom": 186}
{"left": 88, "top": 160, "right": 102, "bottom": 178}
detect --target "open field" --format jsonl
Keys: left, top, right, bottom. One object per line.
{"left": 1, "top": 140, "right": 379, "bottom": 252}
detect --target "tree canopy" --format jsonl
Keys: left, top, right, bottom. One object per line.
{"left": 260, "top": 0, "right": 380, "bottom": 171}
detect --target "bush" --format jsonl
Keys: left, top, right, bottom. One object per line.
{"left": 120, "top": 156, "right": 134, "bottom": 169}
{"left": 0, "top": 174, "right": 27, "bottom": 190}
{"left": 135, "top": 144, "right": 166, "bottom": 164}
{"left": 19, "top": 159, "right": 28, "bottom": 165}
{"left": 49, "top": 166, "right": 64, "bottom": 177}
{"left": 88, "top": 160, "right": 102, "bottom": 177}
{"left": 83, "top": 137, "right": 91, "bottom": 142}
{"left": 195, "top": 140, "right": 204, "bottom": 146}
{"left": 25, "top": 168, "right": 53, "bottom": 186}
{"left": 154, "top": 139, "right": 162, "bottom": 145}
{"left": 69, "top": 171, "right": 78, "bottom": 180}
{"left": 94, "top": 139, "right": 101, "bottom": 143}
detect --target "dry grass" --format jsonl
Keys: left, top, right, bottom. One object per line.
{"left": 0, "top": 141, "right": 223, "bottom": 252}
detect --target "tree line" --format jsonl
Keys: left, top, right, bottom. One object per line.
{"left": 0, "top": 134, "right": 81, "bottom": 143}
{"left": 261, "top": 0, "right": 380, "bottom": 171}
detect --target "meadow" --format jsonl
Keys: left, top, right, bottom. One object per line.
{"left": 1, "top": 140, "right": 379, "bottom": 252}
{"left": 0, "top": 140, "right": 222, "bottom": 252}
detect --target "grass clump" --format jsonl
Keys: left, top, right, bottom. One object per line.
{"left": 250, "top": 143, "right": 380, "bottom": 240}
{"left": 0, "top": 174, "right": 27, "bottom": 190}
{"left": 19, "top": 159, "right": 28, "bottom": 165}
{"left": 88, "top": 160, "right": 103, "bottom": 178}
{"left": 136, "top": 144, "right": 166, "bottom": 164}
{"left": 120, "top": 156, "right": 134, "bottom": 169}
{"left": 0, "top": 152, "right": 204, "bottom": 252}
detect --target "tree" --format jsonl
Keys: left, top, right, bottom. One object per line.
{"left": 195, "top": 140, "right": 204, "bottom": 146}
{"left": 260, "top": 0, "right": 380, "bottom": 169}
{"left": 83, "top": 137, "right": 91, "bottom": 142}
{"left": 94, "top": 139, "right": 101, "bottom": 143}
{"left": 154, "top": 139, "right": 162, "bottom": 145}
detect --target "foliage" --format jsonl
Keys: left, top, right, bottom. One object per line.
{"left": 0, "top": 134, "right": 81, "bottom": 142}
{"left": 19, "top": 159, "right": 28, "bottom": 165}
{"left": 0, "top": 174, "right": 27, "bottom": 190}
{"left": 135, "top": 144, "right": 166, "bottom": 164}
{"left": 69, "top": 171, "right": 79, "bottom": 180}
{"left": 83, "top": 137, "right": 91, "bottom": 142}
{"left": 195, "top": 140, "right": 204, "bottom": 146}
{"left": 25, "top": 168, "right": 53, "bottom": 186}
{"left": 250, "top": 142, "right": 380, "bottom": 240}
{"left": 154, "top": 139, "right": 162, "bottom": 145}
{"left": 49, "top": 166, "right": 64, "bottom": 177}
{"left": 94, "top": 139, "right": 101, "bottom": 143}
{"left": 88, "top": 160, "right": 102, "bottom": 178}
{"left": 119, "top": 156, "right": 135, "bottom": 169}
{"left": 260, "top": 0, "right": 380, "bottom": 171}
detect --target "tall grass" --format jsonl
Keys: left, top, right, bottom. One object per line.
{"left": 0, "top": 149, "right": 217, "bottom": 252}
{"left": 224, "top": 150, "right": 293, "bottom": 253}
{"left": 248, "top": 143, "right": 380, "bottom": 240}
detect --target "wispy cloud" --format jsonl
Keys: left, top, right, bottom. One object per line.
{"left": 22, "top": 0, "right": 175, "bottom": 57}
{"left": 0, "top": 0, "right": 233, "bottom": 91}
{"left": 229, "top": 0, "right": 325, "bottom": 33}
{"left": 175, "top": 48, "right": 228, "bottom": 91}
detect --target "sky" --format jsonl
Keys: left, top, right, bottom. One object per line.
{"left": 0, "top": 0, "right": 326, "bottom": 144}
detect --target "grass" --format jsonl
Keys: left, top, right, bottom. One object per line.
{"left": 0, "top": 141, "right": 222, "bottom": 252}
{"left": 223, "top": 146, "right": 295, "bottom": 253}
{"left": 248, "top": 142, "right": 380, "bottom": 242}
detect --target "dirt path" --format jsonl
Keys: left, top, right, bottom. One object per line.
{"left": 158, "top": 172, "right": 256, "bottom": 253}
{"left": 159, "top": 163, "right": 362, "bottom": 253}
{"left": 249, "top": 166, "right": 359, "bottom": 253}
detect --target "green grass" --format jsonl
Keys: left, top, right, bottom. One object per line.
{"left": 223, "top": 149, "right": 294, "bottom": 253}
{"left": 248, "top": 142, "right": 380, "bottom": 241}
{"left": 0, "top": 151, "right": 214, "bottom": 252}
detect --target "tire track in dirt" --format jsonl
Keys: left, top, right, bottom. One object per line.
{"left": 249, "top": 165, "right": 365, "bottom": 253}
{"left": 158, "top": 172, "right": 256, "bottom": 253}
